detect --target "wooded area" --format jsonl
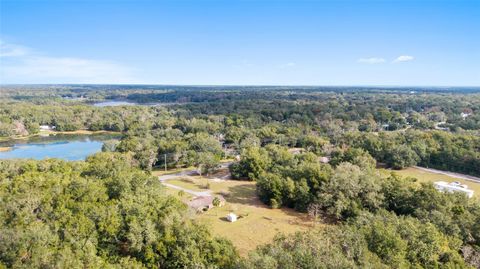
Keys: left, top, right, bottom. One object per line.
{"left": 1, "top": 85, "right": 479, "bottom": 268}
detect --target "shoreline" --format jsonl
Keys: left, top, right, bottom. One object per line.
{"left": 0, "top": 130, "right": 121, "bottom": 143}
{"left": 0, "top": 146, "right": 12, "bottom": 152}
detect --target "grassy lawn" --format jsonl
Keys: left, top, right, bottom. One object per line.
{"left": 166, "top": 177, "right": 208, "bottom": 192}
{"left": 164, "top": 187, "right": 193, "bottom": 201}
{"left": 151, "top": 167, "right": 193, "bottom": 176}
{"left": 381, "top": 167, "right": 480, "bottom": 197}
{"left": 162, "top": 175, "right": 314, "bottom": 256}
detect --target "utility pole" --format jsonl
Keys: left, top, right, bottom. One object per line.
{"left": 164, "top": 154, "right": 167, "bottom": 172}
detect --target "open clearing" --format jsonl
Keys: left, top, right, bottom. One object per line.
{"left": 162, "top": 175, "right": 314, "bottom": 256}
{"left": 383, "top": 167, "right": 480, "bottom": 197}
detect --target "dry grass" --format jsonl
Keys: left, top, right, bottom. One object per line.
{"left": 162, "top": 176, "right": 314, "bottom": 256}
{"left": 381, "top": 167, "right": 480, "bottom": 197}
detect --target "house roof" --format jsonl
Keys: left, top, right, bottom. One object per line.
{"left": 187, "top": 195, "right": 225, "bottom": 209}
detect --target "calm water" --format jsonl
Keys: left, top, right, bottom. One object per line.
{"left": 92, "top": 100, "right": 170, "bottom": 107}
{"left": 0, "top": 134, "right": 120, "bottom": 161}
{"left": 93, "top": 101, "right": 137, "bottom": 107}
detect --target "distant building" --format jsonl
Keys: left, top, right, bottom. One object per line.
{"left": 461, "top": 112, "right": 472, "bottom": 120}
{"left": 39, "top": 125, "right": 56, "bottom": 131}
{"left": 187, "top": 195, "right": 226, "bottom": 212}
{"left": 434, "top": 181, "right": 474, "bottom": 198}
{"left": 319, "top": 156, "right": 330, "bottom": 164}
{"left": 227, "top": 213, "right": 237, "bottom": 222}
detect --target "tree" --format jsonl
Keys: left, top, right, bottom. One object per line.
{"left": 317, "top": 163, "right": 383, "bottom": 220}
{"left": 194, "top": 152, "right": 220, "bottom": 176}
{"left": 212, "top": 197, "right": 221, "bottom": 207}
{"left": 385, "top": 144, "right": 419, "bottom": 169}
{"left": 230, "top": 147, "right": 271, "bottom": 180}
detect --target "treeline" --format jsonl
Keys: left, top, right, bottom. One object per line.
{"left": 0, "top": 103, "right": 168, "bottom": 135}
{"left": 2, "top": 87, "right": 480, "bottom": 133}
{"left": 343, "top": 130, "right": 480, "bottom": 176}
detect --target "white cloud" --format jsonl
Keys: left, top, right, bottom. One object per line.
{"left": 0, "top": 40, "right": 137, "bottom": 83}
{"left": 393, "top": 55, "right": 414, "bottom": 63}
{"left": 0, "top": 41, "right": 30, "bottom": 57}
{"left": 279, "top": 62, "right": 297, "bottom": 68}
{"left": 357, "top": 57, "right": 386, "bottom": 64}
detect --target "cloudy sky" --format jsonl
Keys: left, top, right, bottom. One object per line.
{"left": 0, "top": 0, "right": 479, "bottom": 85}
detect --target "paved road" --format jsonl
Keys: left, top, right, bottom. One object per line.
{"left": 414, "top": 166, "right": 480, "bottom": 183}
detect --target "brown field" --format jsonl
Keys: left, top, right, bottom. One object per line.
{"left": 162, "top": 176, "right": 314, "bottom": 256}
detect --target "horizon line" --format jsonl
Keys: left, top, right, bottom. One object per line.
{"left": 1, "top": 83, "right": 479, "bottom": 88}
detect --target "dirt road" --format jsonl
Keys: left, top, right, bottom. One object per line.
{"left": 158, "top": 162, "right": 233, "bottom": 197}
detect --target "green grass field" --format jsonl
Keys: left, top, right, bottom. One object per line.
{"left": 382, "top": 167, "right": 480, "bottom": 197}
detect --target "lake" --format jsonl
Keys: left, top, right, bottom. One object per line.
{"left": 93, "top": 101, "right": 137, "bottom": 107}
{"left": 0, "top": 134, "right": 120, "bottom": 161}
{"left": 92, "top": 100, "right": 174, "bottom": 107}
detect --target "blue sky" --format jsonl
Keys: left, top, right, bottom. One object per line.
{"left": 1, "top": 0, "right": 479, "bottom": 85}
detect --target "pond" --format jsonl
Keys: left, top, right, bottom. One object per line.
{"left": 0, "top": 134, "right": 121, "bottom": 161}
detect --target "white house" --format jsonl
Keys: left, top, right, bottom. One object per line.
{"left": 39, "top": 125, "right": 56, "bottom": 131}
{"left": 227, "top": 213, "right": 237, "bottom": 222}
{"left": 434, "top": 181, "right": 474, "bottom": 198}
{"left": 461, "top": 112, "right": 471, "bottom": 120}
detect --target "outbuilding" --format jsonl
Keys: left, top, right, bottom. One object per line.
{"left": 226, "top": 213, "right": 237, "bottom": 222}
{"left": 39, "top": 125, "right": 56, "bottom": 131}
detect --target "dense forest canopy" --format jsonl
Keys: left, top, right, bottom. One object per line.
{"left": 0, "top": 153, "right": 238, "bottom": 268}
{"left": 1, "top": 85, "right": 479, "bottom": 268}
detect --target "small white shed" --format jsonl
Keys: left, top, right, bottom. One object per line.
{"left": 227, "top": 213, "right": 237, "bottom": 222}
